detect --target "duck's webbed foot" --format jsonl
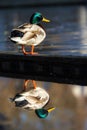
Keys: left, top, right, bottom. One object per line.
{"left": 23, "top": 80, "right": 30, "bottom": 91}
{"left": 32, "top": 80, "right": 37, "bottom": 89}
{"left": 23, "top": 80, "right": 37, "bottom": 91}
{"left": 22, "top": 45, "right": 38, "bottom": 55}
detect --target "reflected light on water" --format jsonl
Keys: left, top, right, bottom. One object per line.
{"left": 79, "top": 6, "right": 87, "bottom": 54}
{"left": 71, "top": 85, "right": 87, "bottom": 98}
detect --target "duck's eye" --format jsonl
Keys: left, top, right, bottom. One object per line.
{"left": 37, "top": 16, "right": 42, "bottom": 21}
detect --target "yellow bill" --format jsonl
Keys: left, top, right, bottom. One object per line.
{"left": 42, "top": 17, "right": 50, "bottom": 22}
{"left": 47, "top": 107, "right": 55, "bottom": 113}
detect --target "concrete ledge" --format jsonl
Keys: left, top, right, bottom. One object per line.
{"left": 0, "top": 53, "right": 87, "bottom": 85}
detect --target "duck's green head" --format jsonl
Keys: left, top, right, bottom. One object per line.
{"left": 30, "top": 12, "right": 50, "bottom": 24}
{"left": 35, "top": 107, "right": 55, "bottom": 119}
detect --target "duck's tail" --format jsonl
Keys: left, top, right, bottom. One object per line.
{"left": 9, "top": 96, "right": 29, "bottom": 108}
{"left": 9, "top": 97, "right": 14, "bottom": 102}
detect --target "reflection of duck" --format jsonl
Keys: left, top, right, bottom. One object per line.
{"left": 10, "top": 87, "right": 55, "bottom": 118}
{"left": 23, "top": 80, "right": 37, "bottom": 91}
{"left": 10, "top": 12, "right": 50, "bottom": 55}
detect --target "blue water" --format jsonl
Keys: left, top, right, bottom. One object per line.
{"left": 0, "top": 6, "right": 87, "bottom": 56}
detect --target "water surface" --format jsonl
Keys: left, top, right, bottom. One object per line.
{"left": 0, "top": 6, "right": 87, "bottom": 56}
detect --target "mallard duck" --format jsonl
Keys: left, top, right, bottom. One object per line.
{"left": 10, "top": 87, "right": 55, "bottom": 118}
{"left": 10, "top": 12, "right": 50, "bottom": 55}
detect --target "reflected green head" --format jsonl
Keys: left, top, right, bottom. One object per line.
{"left": 35, "top": 109, "right": 48, "bottom": 118}
{"left": 35, "top": 107, "right": 55, "bottom": 118}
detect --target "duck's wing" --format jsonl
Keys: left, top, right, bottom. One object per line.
{"left": 11, "top": 23, "right": 32, "bottom": 34}
{"left": 21, "top": 30, "right": 36, "bottom": 41}
{"left": 14, "top": 23, "right": 31, "bottom": 30}
{"left": 21, "top": 90, "right": 42, "bottom": 103}
{"left": 10, "top": 30, "right": 24, "bottom": 40}
{"left": 11, "top": 24, "right": 46, "bottom": 45}
{"left": 17, "top": 23, "right": 29, "bottom": 29}
{"left": 21, "top": 24, "right": 46, "bottom": 45}
{"left": 22, "top": 95, "right": 48, "bottom": 110}
{"left": 15, "top": 99, "right": 29, "bottom": 107}
{"left": 17, "top": 24, "right": 40, "bottom": 43}
{"left": 11, "top": 23, "right": 35, "bottom": 38}
{"left": 10, "top": 23, "right": 33, "bottom": 43}
{"left": 23, "top": 88, "right": 49, "bottom": 109}
{"left": 19, "top": 23, "right": 33, "bottom": 28}
{"left": 11, "top": 88, "right": 49, "bottom": 110}
{"left": 13, "top": 94, "right": 43, "bottom": 109}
